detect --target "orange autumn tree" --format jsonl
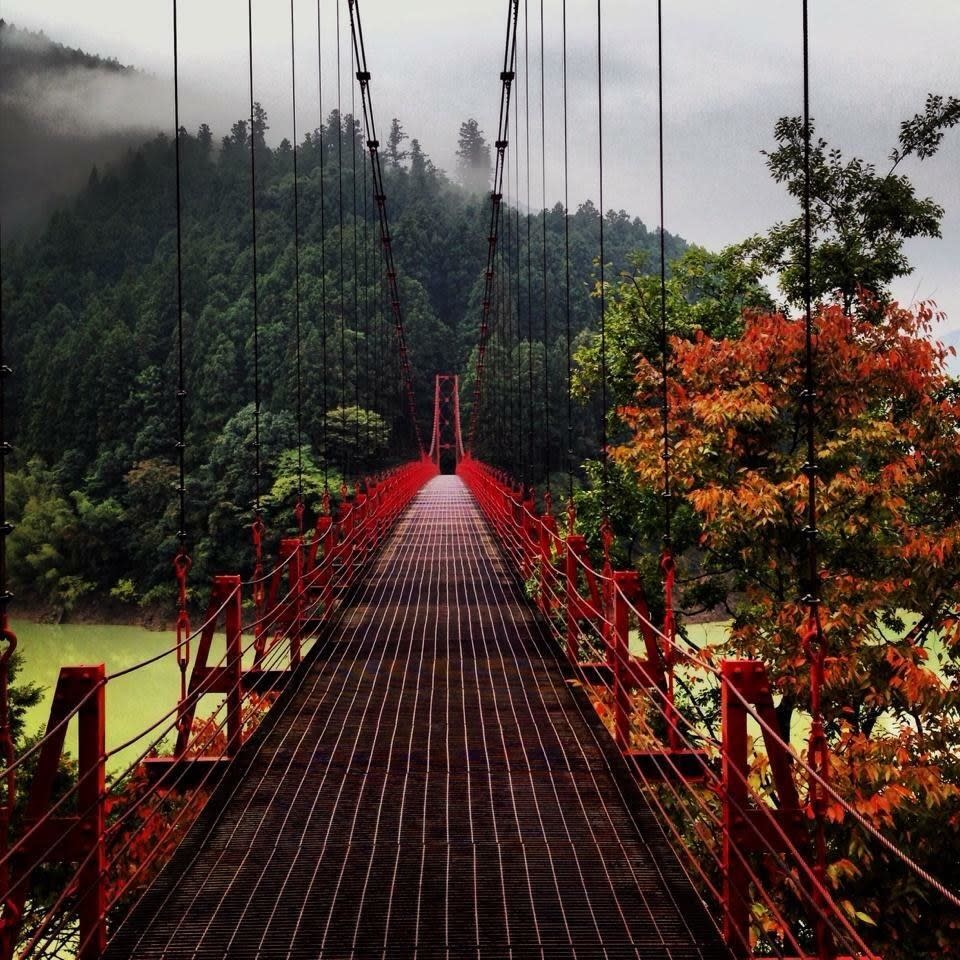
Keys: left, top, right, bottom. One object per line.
{"left": 615, "top": 299, "right": 960, "bottom": 957}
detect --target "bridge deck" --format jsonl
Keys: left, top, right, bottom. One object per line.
{"left": 108, "top": 476, "right": 727, "bottom": 959}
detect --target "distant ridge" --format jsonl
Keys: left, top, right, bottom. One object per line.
{"left": 0, "top": 20, "right": 157, "bottom": 238}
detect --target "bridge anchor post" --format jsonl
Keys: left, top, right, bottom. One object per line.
{"left": 0, "top": 665, "right": 106, "bottom": 960}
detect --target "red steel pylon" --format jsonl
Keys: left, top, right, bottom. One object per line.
{"left": 428, "top": 374, "right": 465, "bottom": 470}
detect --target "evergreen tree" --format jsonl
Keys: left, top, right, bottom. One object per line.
{"left": 455, "top": 118, "right": 491, "bottom": 194}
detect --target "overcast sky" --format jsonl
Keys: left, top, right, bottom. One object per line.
{"left": 6, "top": 0, "right": 960, "bottom": 334}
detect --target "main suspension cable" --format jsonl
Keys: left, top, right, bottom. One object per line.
{"left": 347, "top": 0, "right": 425, "bottom": 456}
{"left": 465, "top": 0, "right": 520, "bottom": 452}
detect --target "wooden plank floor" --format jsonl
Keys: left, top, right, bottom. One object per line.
{"left": 107, "top": 475, "right": 729, "bottom": 959}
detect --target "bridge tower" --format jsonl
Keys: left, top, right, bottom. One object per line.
{"left": 428, "top": 374, "right": 464, "bottom": 473}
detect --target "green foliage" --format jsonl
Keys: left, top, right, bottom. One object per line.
{"left": 573, "top": 245, "right": 771, "bottom": 411}
{"left": 750, "top": 99, "right": 958, "bottom": 312}
{"left": 265, "top": 449, "right": 343, "bottom": 519}
{"left": 1, "top": 103, "right": 675, "bottom": 608}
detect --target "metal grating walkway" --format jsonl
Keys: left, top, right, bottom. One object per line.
{"left": 107, "top": 476, "right": 729, "bottom": 959}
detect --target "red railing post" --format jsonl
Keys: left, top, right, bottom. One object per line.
{"left": 0, "top": 665, "right": 106, "bottom": 960}
{"left": 538, "top": 512, "right": 558, "bottom": 615}
{"left": 223, "top": 574, "right": 243, "bottom": 757}
{"left": 278, "top": 539, "right": 304, "bottom": 668}
{"left": 338, "top": 495, "right": 354, "bottom": 588}
{"left": 565, "top": 535, "right": 587, "bottom": 665}
{"left": 74, "top": 666, "right": 106, "bottom": 960}
{"left": 721, "top": 660, "right": 754, "bottom": 959}
{"left": 612, "top": 571, "right": 638, "bottom": 752}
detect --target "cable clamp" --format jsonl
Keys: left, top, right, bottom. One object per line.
{"left": 357, "top": 70, "right": 371, "bottom": 82}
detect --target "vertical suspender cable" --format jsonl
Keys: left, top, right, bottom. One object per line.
{"left": 290, "top": 0, "right": 305, "bottom": 529}
{"left": 465, "top": 0, "right": 518, "bottom": 452}
{"left": 800, "top": 3, "right": 829, "bottom": 955}
{"left": 246, "top": 0, "right": 267, "bottom": 626}
{"left": 317, "top": 0, "right": 330, "bottom": 493}
{"left": 363, "top": 129, "right": 371, "bottom": 464}
{"left": 504, "top": 143, "right": 516, "bottom": 476}
{"left": 337, "top": 0, "right": 349, "bottom": 478}
{"left": 657, "top": 0, "right": 672, "bottom": 549}
{"left": 655, "top": 0, "right": 679, "bottom": 737}
{"left": 172, "top": 0, "right": 192, "bottom": 707}
{"left": 524, "top": 0, "right": 534, "bottom": 485}
{"left": 539, "top": 0, "right": 550, "bottom": 495}
{"left": 247, "top": 0, "right": 263, "bottom": 523}
{"left": 514, "top": 97, "right": 524, "bottom": 485}
{"left": 596, "top": 0, "right": 608, "bottom": 517}
{"left": 562, "top": 0, "right": 573, "bottom": 503}
{"left": 0, "top": 164, "right": 18, "bottom": 911}
{"left": 351, "top": 38, "right": 361, "bottom": 462}
{"left": 173, "top": 2, "right": 188, "bottom": 555}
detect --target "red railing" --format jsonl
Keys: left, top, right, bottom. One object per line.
{"left": 0, "top": 457, "right": 437, "bottom": 960}
{"left": 459, "top": 454, "right": 884, "bottom": 960}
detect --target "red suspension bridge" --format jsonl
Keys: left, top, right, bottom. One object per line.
{"left": 0, "top": 1, "right": 955, "bottom": 958}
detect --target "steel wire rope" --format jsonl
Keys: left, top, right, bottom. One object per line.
{"left": 54, "top": 485, "right": 427, "bottom": 958}
{"left": 18, "top": 603, "right": 317, "bottom": 960}
{"left": 1, "top": 601, "right": 306, "bottom": 946}
{"left": 104, "top": 473, "right": 432, "bottom": 954}
{"left": 172, "top": 0, "right": 188, "bottom": 557}
{"left": 465, "top": 0, "right": 519, "bottom": 451}
{"left": 0, "top": 479, "right": 412, "bottom": 892}
{"left": 351, "top": 35, "right": 361, "bottom": 463}
{"left": 561, "top": 0, "right": 573, "bottom": 503}
{"left": 347, "top": 0, "right": 426, "bottom": 457}
{"left": 363, "top": 121, "right": 371, "bottom": 465}
{"left": 247, "top": 0, "right": 263, "bottom": 526}
{"left": 523, "top": 0, "right": 535, "bottom": 485}
{"left": 290, "top": 0, "right": 305, "bottom": 516}
{"left": 514, "top": 91, "right": 524, "bottom": 485}
{"left": 316, "top": 0, "right": 331, "bottom": 492}
{"left": 466, "top": 471, "right": 874, "bottom": 955}
{"left": 337, "top": 0, "right": 349, "bottom": 477}
{"left": 606, "top": 560, "right": 960, "bottom": 911}
{"left": 458, "top": 480, "right": 720, "bottom": 952}
{"left": 656, "top": 0, "right": 672, "bottom": 549}
{"left": 538, "top": 0, "right": 550, "bottom": 493}
{"left": 596, "top": 0, "right": 608, "bottom": 518}
{"left": 0, "top": 575, "right": 313, "bottom": 879}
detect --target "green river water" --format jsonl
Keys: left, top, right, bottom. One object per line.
{"left": 11, "top": 619, "right": 187, "bottom": 770}
{"left": 9, "top": 616, "right": 942, "bottom": 772}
